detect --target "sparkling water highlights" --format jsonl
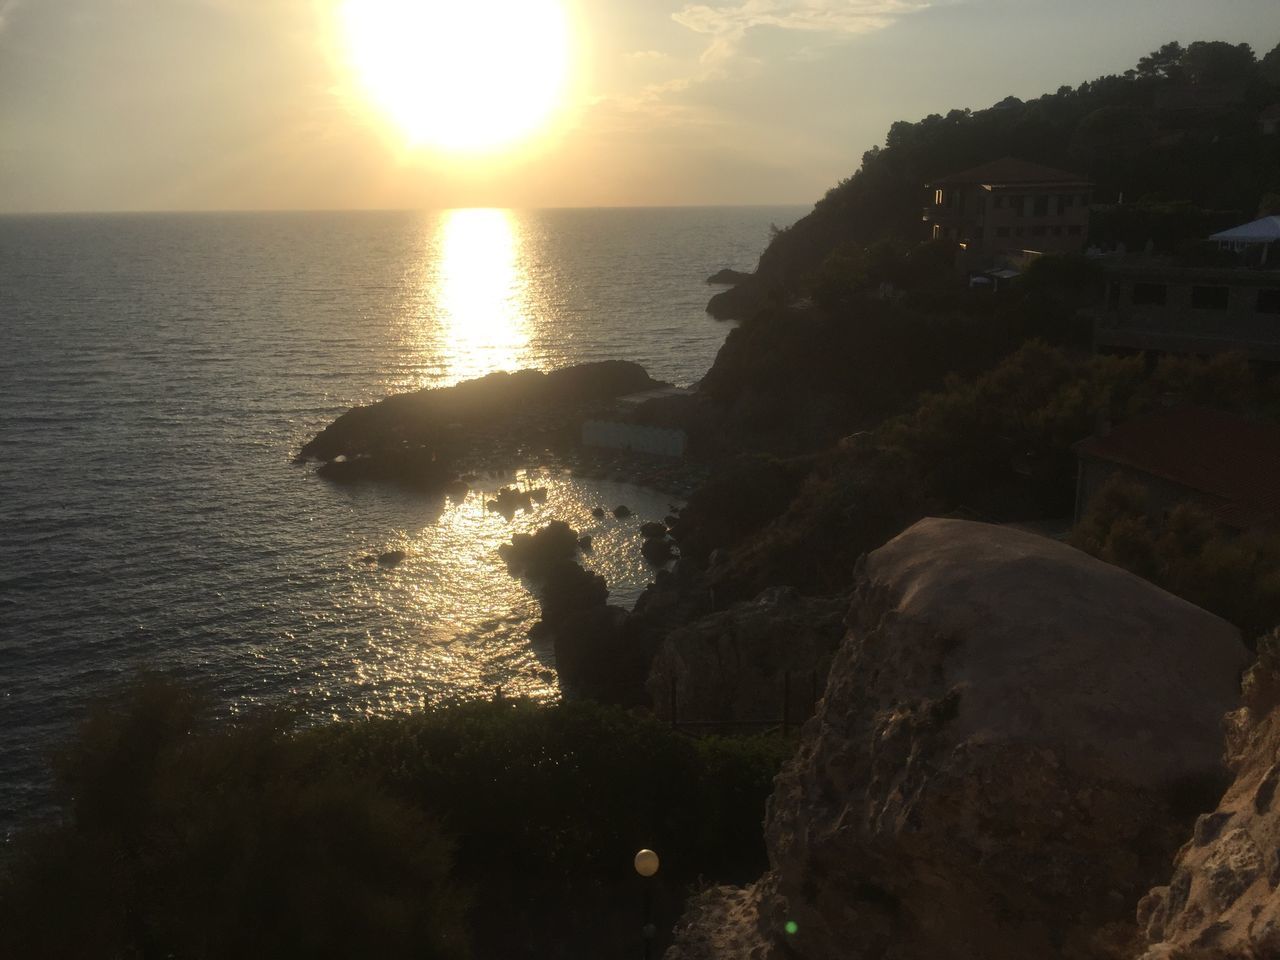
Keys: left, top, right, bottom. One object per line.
{"left": 434, "top": 208, "right": 531, "bottom": 381}
{"left": 0, "top": 206, "right": 803, "bottom": 827}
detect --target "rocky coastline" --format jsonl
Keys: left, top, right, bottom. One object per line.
{"left": 294, "top": 252, "right": 1280, "bottom": 959}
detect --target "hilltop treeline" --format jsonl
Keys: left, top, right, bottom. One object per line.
{"left": 712, "top": 39, "right": 1280, "bottom": 318}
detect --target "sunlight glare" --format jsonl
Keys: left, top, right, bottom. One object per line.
{"left": 340, "top": 0, "right": 571, "bottom": 152}
{"left": 435, "top": 208, "right": 529, "bottom": 380}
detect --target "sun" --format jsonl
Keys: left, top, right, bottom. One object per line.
{"left": 339, "top": 0, "right": 571, "bottom": 153}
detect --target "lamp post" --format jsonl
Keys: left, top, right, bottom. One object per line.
{"left": 634, "top": 848, "right": 660, "bottom": 959}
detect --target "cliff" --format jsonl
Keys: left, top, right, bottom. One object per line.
{"left": 646, "top": 586, "right": 846, "bottom": 725}
{"left": 1135, "top": 643, "right": 1280, "bottom": 958}
{"left": 666, "top": 518, "right": 1249, "bottom": 960}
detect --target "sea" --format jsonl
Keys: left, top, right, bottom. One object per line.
{"left": 0, "top": 206, "right": 804, "bottom": 831}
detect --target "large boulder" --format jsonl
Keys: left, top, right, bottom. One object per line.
{"left": 667, "top": 518, "right": 1249, "bottom": 960}
{"left": 1135, "top": 650, "right": 1280, "bottom": 959}
{"left": 646, "top": 586, "right": 846, "bottom": 724}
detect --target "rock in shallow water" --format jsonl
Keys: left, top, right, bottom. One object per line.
{"left": 666, "top": 517, "right": 1249, "bottom": 960}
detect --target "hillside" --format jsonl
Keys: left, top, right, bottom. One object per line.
{"left": 710, "top": 39, "right": 1280, "bottom": 319}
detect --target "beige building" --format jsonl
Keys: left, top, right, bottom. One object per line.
{"left": 922, "top": 157, "right": 1092, "bottom": 258}
{"left": 1090, "top": 263, "right": 1280, "bottom": 360}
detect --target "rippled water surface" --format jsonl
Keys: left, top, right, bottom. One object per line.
{"left": 0, "top": 206, "right": 803, "bottom": 828}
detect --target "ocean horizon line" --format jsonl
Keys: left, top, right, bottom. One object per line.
{"left": 0, "top": 201, "right": 812, "bottom": 218}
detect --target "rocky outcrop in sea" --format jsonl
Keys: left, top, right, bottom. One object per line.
{"left": 297, "top": 360, "right": 661, "bottom": 489}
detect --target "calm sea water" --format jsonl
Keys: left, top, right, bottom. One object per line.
{"left": 0, "top": 206, "right": 804, "bottom": 830}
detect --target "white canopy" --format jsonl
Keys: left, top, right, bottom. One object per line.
{"left": 1210, "top": 216, "right": 1280, "bottom": 243}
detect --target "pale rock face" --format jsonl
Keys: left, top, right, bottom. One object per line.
{"left": 1137, "top": 695, "right": 1280, "bottom": 960}
{"left": 666, "top": 518, "right": 1249, "bottom": 960}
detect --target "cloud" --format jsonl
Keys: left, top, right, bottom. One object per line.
{"left": 673, "top": 0, "right": 929, "bottom": 63}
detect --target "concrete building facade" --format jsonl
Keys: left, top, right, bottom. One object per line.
{"left": 1090, "top": 263, "right": 1280, "bottom": 360}
{"left": 922, "top": 157, "right": 1093, "bottom": 259}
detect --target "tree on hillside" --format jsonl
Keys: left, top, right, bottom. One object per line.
{"left": 1261, "top": 42, "right": 1280, "bottom": 85}
{"left": 1179, "top": 40, "right": 1256, "bottom": 88}
{"left": 1136, "top": 41, "right": 1185, "bottom": 80}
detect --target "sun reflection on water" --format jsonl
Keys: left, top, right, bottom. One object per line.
{"left": 328, "top": 470, "right": 681, "bottom": 712}
{"left": 430, "top": 208, "right": 530, "bottom": 383}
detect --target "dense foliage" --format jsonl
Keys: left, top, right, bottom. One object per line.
{"left": 0, "top": 678, "right": 789, "bottom": 959}
{"left": 705, "top": 344, "right": 1278, "bottom": 602}
{"left": 1071, "top": 477, "right": 1280, "bottom": 643}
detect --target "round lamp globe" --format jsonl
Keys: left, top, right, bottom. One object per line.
{"left": 634, "top": 848, "right": 660, "bottom": 877}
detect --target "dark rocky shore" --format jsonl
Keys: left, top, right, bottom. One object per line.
{"left": 299, "top": 360, "right": 643, "bottom": 470}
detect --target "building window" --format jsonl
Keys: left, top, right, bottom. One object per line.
{"left": 993, "top": 195, "right": 1004, "bottom": 208}
{"left": 1030, "top": 225, "right": 1047, "bottom": 237}
{"left": 1015, "top": 226, "right": 1024, "bottom": 237}
{"left": 1067, "top": 225, "right": 1082, "bottom": 236}
{"left": 1080, "top": 193, "right": 1090, "bottom": 206}
{"left": 1258, "top": 289, "right": 1280, "bottom": 314}
{"left": 996, "top": 226, "right": 1010, "bottom": 238}
{"left": 1191, "top": 285, "right": 1229, "bottom": 310}
{"left": 1033, "top": 196, "right": 1049, "bottom": 217}
{"left": 1009, "top": 195, "right": 1022, "bottom": 216}
{"left": 1052, "top": 226, "right": 1063, "bottom": 237}
{"left": 973, "top": 226, "right": 985, "bottom": 239}
{"left": 935, "top": 189, "right": 943, "bottom": 206}
{"left": 1132, "top": 282, "right": 1167, "bottom": 306}
{"left": 1060, "top": 194, "right": 1075, "bottom": 209}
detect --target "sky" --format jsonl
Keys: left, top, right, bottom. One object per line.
{"left": 0, "top": 0, "right": 1277, "bottom": 213}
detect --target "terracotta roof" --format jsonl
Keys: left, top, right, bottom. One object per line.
{"left": 1076, "top": 406, "right": 1280, "bottom": 529}
{"left": 1259, "top": 103, "right": 1280, "bottom": 121}
{"left": 932, "top": 157, "right": 1091, "bottom": 187}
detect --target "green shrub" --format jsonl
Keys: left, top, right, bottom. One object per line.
{"left": 1072, "top": 478, "right": 1280, "bottom": 642}
{"left": 1, "top": 674, "right": 467, "bottom": 960}
{"left": 2, "top": 679, "right": 789, "bottom": 960}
